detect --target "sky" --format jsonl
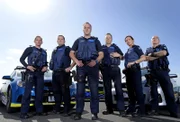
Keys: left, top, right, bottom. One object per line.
{"left": 0, "top": 0, "right": 180, "bottom": 84}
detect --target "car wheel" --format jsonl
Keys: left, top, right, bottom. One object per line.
{"left": 6, "top": 89, "right": 15, "bottom": 113}
{"left": 0, "top": 94, "right": 3, "bottom": 106}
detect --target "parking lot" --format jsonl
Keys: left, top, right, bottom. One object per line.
{"left": 0, "top": 102, "right": 180, "bottom": 122}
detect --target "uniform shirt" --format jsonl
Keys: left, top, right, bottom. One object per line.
{"left": 20, "top": 47, "right": 47, "bottom": 68}
{"left": 71, "top": 36, "right": 102, "bottom": 60}
{"left": 102, "top": 43, "right": 123, "bottom": 65}
{"left": 145, "top": 44, "right": 169, "bottom": 69}
{"left": 72, "top": 37, "right": 101, "bottom": 62}
{"left": 124, "top": 45, "right": 144, "bottom": 68}
{"left": 50, "top": 45, "right": 71, "bottom": 70}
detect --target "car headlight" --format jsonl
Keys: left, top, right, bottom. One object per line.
{"left": 17, "top": 80, "right": 25, "bottom": 87}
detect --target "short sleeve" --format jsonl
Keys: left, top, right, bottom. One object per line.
{"left": 134, "top": 45, "right": 144, "bottom": 57}
{"left": 71, "top": 39, "right": 79, "bottom": 51}
{"left": 95, "top": 38, "right": 102, "bottom": 52}
{"left": 115, "top": 45, "right": 123, "bottom": 56}
{"left": 160, "top": 44, "right": 169, "bottom": 56}
{"left": 145, "top": 48, "right": 150, "bottom": 56}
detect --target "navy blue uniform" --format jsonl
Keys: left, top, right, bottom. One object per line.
{"left": 146, "top": 44, "right": 178, "bottom": 116}
{"left": 101, "top": 43, "right": 125, "bottom": 112}
{"left": 72, "top": 36, "right": 102, "bottom": 114}
{"left": 20, "top": 46, "right": 47, "bottom": 114}
{"left": 49, "top": 45, "right": 71, "bottom": 113}
{"left": 124, "top": 45, "right": 145, "bottom": 114}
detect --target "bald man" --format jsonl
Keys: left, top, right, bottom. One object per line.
{"left": 145, "top": 36, "right": 178, "bottom": 118}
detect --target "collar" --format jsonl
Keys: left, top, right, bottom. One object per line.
{"left": 57, "top": 44, "right": 65, "bottom": 49}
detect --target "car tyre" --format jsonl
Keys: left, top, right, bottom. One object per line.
{"left": 6, "top": 89, "right": 15, "bottom": 113}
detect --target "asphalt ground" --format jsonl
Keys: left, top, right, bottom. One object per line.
{"left": 0, "top": 102, "right": 180, "bottom": 122}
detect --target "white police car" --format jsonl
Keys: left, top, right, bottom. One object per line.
{"left": 111, "top": 67, "right": 178, "bottom": 108}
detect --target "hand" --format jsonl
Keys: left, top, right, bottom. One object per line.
{"left": 146, "top": 56, "right": 151, "bottom": 61}
{"left": 87, "top": 60, "right": 96, "bottom": 67}
{"left": 41, "top": 66, "right": 47, "bottom": 72}
{"left": 110, "top": 52, "right": 121, "bottom": 58}
{"left": 76, "top": 60, "right": 84, "bottom": 67}
{"left": 65, "top": 67, "right": 72, "bottom": 72}
{"left": 127, "top": 62, "right": 135, "bottom": 68}
{"left": 27, "top": 66, "right": 36, "bottom": 72}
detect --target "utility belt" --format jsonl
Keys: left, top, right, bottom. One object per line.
{"left": 53, "top": 68, "right": 65, "bottom": 73}
{"left": 103, "top": 64, "right": 119, "bottom": 68}
{"left": 21, "top": 71, "right": 34, "bottom": 83}
{"left": 150, "top": 66, "right": 169, "bottom": 71}
{"left": 122, "top": 64, "right": 140, "bottom": 74}
{"left": 80, "top": 60, "right": 91, "bottom": 65}
{"left": 128, "top": 63, "right": 140, "bottom": 70}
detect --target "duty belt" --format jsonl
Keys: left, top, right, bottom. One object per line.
{"left": 53, "top": 68, "right": 65, "bottom": 72}
{"left": 151, "top": 66, "right": 169, "bottom": 71}
{"left": 82, "top": 60, "right": 91, "bottom": 65}
{"left": 103, "top": 64, "right": 119, "bottom": 67}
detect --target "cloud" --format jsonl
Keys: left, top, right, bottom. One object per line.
{"left": 6, "top": 56, "right": 14, "bottom": 60}
{"left": 0, "top": 60, "right": 6, "bottom": 64}
{"left": 8, "top": 48, "right": 23, "bottom": 55}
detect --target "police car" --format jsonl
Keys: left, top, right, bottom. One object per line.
{"left": 0, "top": 66, "right": 76, "bottom": 113}
{"left": 111, "top": 67, "right": 178, "bottom": 108}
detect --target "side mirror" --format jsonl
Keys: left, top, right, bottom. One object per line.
{"left": 170, "top": 74, "right": 178, "bottom": 78}
{"left": 2, "top": 75, "right": 11, "bottom": 80}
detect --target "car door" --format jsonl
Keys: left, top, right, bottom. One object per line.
{"left": 1, "top": 71, "right": 16, "bottom": 97}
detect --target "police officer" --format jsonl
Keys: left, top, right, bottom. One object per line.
{"left": 19, "top": 36, "right": 48, "bottom": 119}
{"left": 100, "top": 33, "right": 125, "bottom": 116}
{"left": 145, "top": 36, "right": 178, "bottom": 117}
{"left": 49, "top": 35, "right": 76, "bottom": 116}
{"left": 123, "top": 35, "right": 146, "bottom": 117}
{"left": 69, "top": 22, "right": 104, "bottom": 120}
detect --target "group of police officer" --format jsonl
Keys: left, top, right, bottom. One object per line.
{"left": 19, "top": 22, "right": 178, "bottom": 120}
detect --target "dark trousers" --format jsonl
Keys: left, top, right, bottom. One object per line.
{"left": 76, "top": 64, "right": 99, "bottom": 114}
{"left": 101, "top": 66, "right": 125, "bottom": 112}
{"left": 150, "top": 70, "right": 178, "bottom": 114}
{"left": 21, "top": 72, "right": 44, "bottom": 114}
{"left": 52, "top": 71, "right": 71, "bottom": 113}
{"left": 125, "top": 69, "right": 145, "bottom": 114}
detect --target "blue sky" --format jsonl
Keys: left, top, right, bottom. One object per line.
{"left": 0, "top": 0, "right": 179, "bottom": 84}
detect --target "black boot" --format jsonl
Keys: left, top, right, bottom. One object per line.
{"left": 33, "top": 112, "right": 48, "bottom": 116}
{"left": 20, "top": 113, "right": 30, "bottom": 119}
{"left": 170, "top": 112, "right": 179, "bottom": 118}
{"left": 148, "top": 110, "right": 159, "bottom": 115}
{"left": 102, "top": 110, "right": 113, "bottom": 115}
{"left": 119, "top": 111, "right": 126, "bottom": 117}
{"left": 74, "top": 113, "right": 82, "bottom": 120}
{"left": 91, "top": 113, "right": 98, "bottom": 120}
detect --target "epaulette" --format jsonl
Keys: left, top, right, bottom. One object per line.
{"left": 42, "top": 48, "right": 47, "bottom": 52}
{"left": 91, "top": 36, "right": 98, "bottom": 40}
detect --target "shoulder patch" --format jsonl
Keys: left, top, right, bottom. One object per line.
{"left": 160, "top": 44, "right": 167, "bottom": 48}
{"left": 91, "top": 36, "right": 98, "bottom": 40}
{"left": 134, "top": 45, "right": 142, "bottom": 50}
